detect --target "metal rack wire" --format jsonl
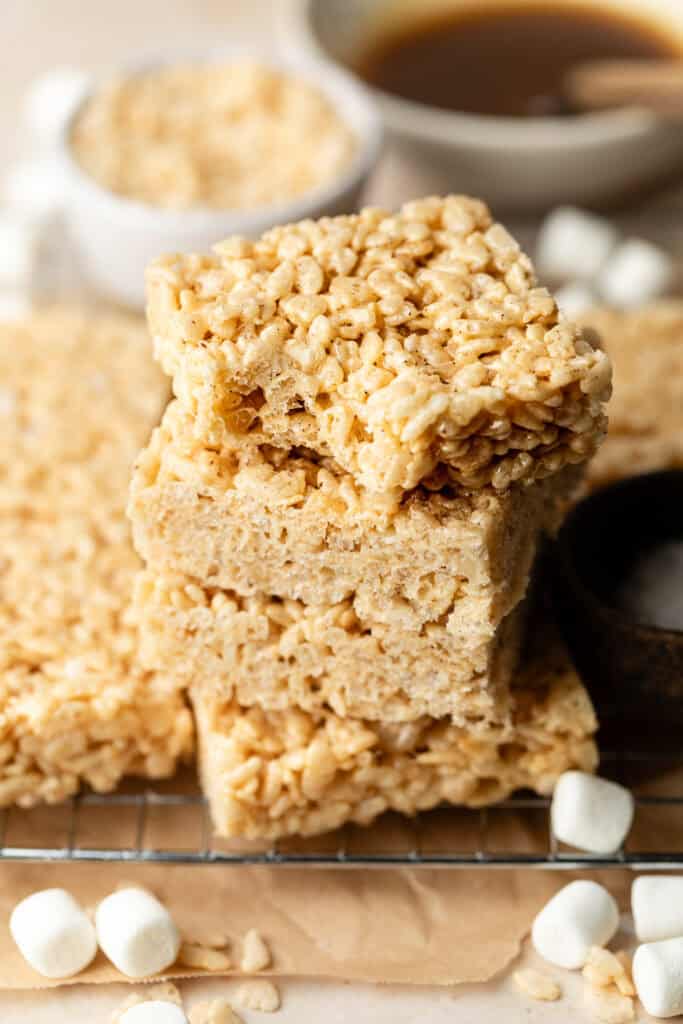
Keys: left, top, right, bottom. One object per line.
{"left": 2, "top": 751, "right": 682, "bottom": 868}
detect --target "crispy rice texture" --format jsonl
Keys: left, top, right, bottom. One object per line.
{"left": 133, "top": 570, "right": 527, "bottom": 724}
{"left": 581, "top": 303, "right": 683, "bottom": 488}
{"left": 0, "top": 307, "right": 193, "bottom": 807}
{"left": 147, "top": 195, "right": 611, "bottom": 496}
{"left": 71, "top": 61, "right": 356, "bottom": 211}
{"left": 192, "top": 635, "right": 598, "bottom": 840}
{"left": 129, "top": 399, "right": 581, "bottom": 635}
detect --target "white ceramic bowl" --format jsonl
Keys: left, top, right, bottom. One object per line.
{"left": 279, "top": 0, "right": 683, "bottom": 212}
{"left": 58, "top": 50, "right": 383, "bottom": 310}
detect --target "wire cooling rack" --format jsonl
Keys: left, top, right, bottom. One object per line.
{"left": 3, "top": 752, "right": 683, "bottom": 868}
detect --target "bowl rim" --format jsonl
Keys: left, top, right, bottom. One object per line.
{"left": 277, "top": 0, "right": 668, "bottom": 149}
{"left": 58, "top": 44, "right": 384, "bottom": 232}
{"left": 555, "top": 469, "right": 683, "bottom": 642}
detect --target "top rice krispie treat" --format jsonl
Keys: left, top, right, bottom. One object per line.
{"left": 148, "top": 195, "right": 611, "bottom": 495}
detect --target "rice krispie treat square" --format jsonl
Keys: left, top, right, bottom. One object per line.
{"left": 0, "top": 308, "right": 193, "bottom": 807}
{"left": 147, "top": 195, "right": 611, "bottom": 496}
{"left": 129, "top": 400, "right": 581, "bottom": 639}
{"left": 581, "top": 303, "right": 683, "bottom": 489}
{"left": 191, "top": 637, "right": 598, "bottom": 840}
{"left": 133, "top": 570, "right": 527, "bottom": 724}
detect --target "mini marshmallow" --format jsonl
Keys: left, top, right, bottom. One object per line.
{"left": 536, "top": 207, "right": 618, "bottom": 283}
{"left": 632, "top": 876, "right": 683, "bottom": 943}
{"left": 119, "top": 1002, "right": 188, "bottom": 1024}
{"left": 633, "top": 937, "right": 683, "bottom": 1018}
{"left": 598, "top": 238, "right": 674, "bottom": 309}
{"left": 95, "top": 887, "right": 181, "bottom": 978}
{"left": 4, "top": 157, "right": 70, "bottom": 221}
{"left": 0, "top": 213, "right": 44, "bottom": 289}
{"left": 532, "top": 880, "right": 619, "bottom": 969}
{"left": 551, "top": 771, "right": 634, "bottom": 854}
{"left": 9, "top": 888, "right": 97, "bottom": 978}
{"left": 554, "top": 282, "right": 597, "bottom": 318}
{"left": 23, "top": 68, "right": 90, "bottom": 151}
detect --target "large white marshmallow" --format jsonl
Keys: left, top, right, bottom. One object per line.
{"left": 554, "top": 281, "right": 596, "bottom": 319}
{"left": 9, "top": 888, "right": 97, "bottom": 979}
{"left": 119, "top": 1002, "right": 188, "bottom": 1024}
{"left": 536, "top": 207, "right": 618, "bottom": 283}
{"left": 4, "top": 157, "right": 71, "bottom": 221}
{"left": 551, "top": 771, "right": 634, "bottom": 854}
{"left": 598, "top": 238, "right": 674, "bottom": 309}
{"left": 632, "top": 876, "right": 683, "bottom": 943}
{"left": 532, "top": 880, "right": 619, "bottom": 969}
{"left": 23, "top": 68, "right": 90, "bottom": 151}
{"left": 633, "top": 937, "right": 683, "bottom": 1018}
{"left": 95, "top": 888, "right": 181, "bottom": 978}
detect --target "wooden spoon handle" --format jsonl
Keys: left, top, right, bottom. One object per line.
{"left": 564, "top": 59, "right": 683, "bottom": 117}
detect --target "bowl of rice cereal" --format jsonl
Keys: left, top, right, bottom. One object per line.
{"left": 60, "top": 52, "right": 382, "bottom": 308}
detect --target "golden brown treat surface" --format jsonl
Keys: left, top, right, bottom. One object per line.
{"left": 148, "top": 196, "right": 610, "bottom": 495}
{"left": 0, "top": 307, "right": 192, "bottom": 807}
{"left": 582, "top": 303, "right": 683, "bottom": 488}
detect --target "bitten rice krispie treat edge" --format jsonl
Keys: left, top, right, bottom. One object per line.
{"left": 192, "top": 636, "right": 598, "bottom": 840}
{"left": 133, "top": 570, "right": 526, "bottom": 724}
{"left": 147, "top": 195, "right": 611, "bottom": 495}
{"left": 129, "top": 399, "right": 582, "bottom": 636}
{"left": 581, "top": 303, "right": 683, "bottom": 489}
{"left": 0, "top": 307, "right": 193, "bottom": 807}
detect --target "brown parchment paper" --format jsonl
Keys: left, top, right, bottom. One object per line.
{"left": 0, "top": 861, "right": 634, "bottom": 990}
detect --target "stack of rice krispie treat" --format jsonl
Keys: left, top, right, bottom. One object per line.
{"left": 130, "top": 196, "right": 610, "bottom": 839}
{"left": 0, "top": 308, "right": 193, "bottom": 807}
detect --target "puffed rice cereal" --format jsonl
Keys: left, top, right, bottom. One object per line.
{"left": 71, "top": 61, "right": 356, "bottom": 211}
{"left": 514, "top": 968, "right": 562, "bottom": 1002}
{"left": 235, "top": 980, "right": 280, "bottom": 1014}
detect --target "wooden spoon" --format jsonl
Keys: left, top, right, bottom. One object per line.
{"left": 564, "top": 59, "right": 683, "bottom": 118}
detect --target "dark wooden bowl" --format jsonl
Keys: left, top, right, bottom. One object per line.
{"left": 552, "top": 470, "right": 683, "bottom": 730}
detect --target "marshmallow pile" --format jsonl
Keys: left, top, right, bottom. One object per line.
{"left": 536, "top": 206, "right": 675, "bottom": 317}
{"left": 10, "top": 886, "right": 180, "bottom": 980}
{"left": 0, "top": 67, "right": 89, "bottom": 320}
{"left": 532, "top": 771, "right": 683, "bottom": 1018}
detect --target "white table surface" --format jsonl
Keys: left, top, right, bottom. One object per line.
{"left": 0, "top": 2, "right": 672, "bottom": 1019}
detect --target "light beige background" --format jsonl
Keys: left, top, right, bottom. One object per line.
{"left": 0, "top": 2, "right": 673, "bottom": 1019}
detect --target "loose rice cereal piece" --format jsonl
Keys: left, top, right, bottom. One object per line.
{"left": 235, "top": 980, "right": 280, "bottom": 1013}
{"left": 177, "top": 943, "right": 232, "bottom": 972}
{"left": 514, "top": 967, "right": 561, "bottom": 1001}
{"left": 147, "top": 196, "right": 611, "bottom": 496}
{"left": 583, "top": 947, "right": 635, "bottom": 997}
{"left": 241, "top": 930, "right": 271, "bottom": 973}
{"left": 188, "top": 999, "right": 243, "bottom": 1024}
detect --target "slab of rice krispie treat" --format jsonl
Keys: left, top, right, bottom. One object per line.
{"left": 580, "top": 303, "right": 683, "bottom": 489}
{"left": 133, "top": 570, "right": 527, "bottom": 724}
{"left": 191, "top": 637, "right": 598, "bottom": 839}
{"left": 130, "top": 400, "right": 581, "bottom": 637}
{"left": 0, "top": 307, "right": 193, "bottom": 807}
{"left": 147, "top": 195, "right": 611, "bottom": 496}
